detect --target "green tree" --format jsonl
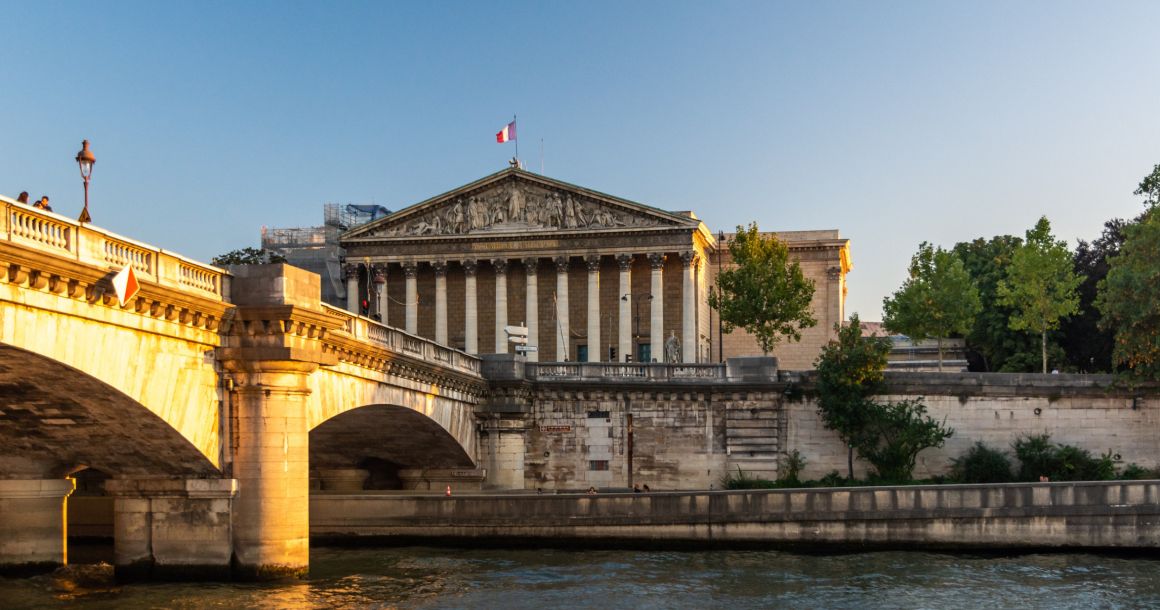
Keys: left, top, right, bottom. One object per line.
{"left": 814, "top": 315, "right": 952, "bottom": 481}
{"left": 709, "top": 223, "right": 817, "bottom": 355}
{"left": 1097, "top": 208, "right": 1160, "bottom": 380}
{"left": 212, "top": 247, "right": 287, "bottom": 266}
{"left": 953, "top": 236, "right": 1054, "bottom": 372}
{"left": 814, "top": 314, "right": 891, "bottom": 478}
{"left": 857, "top": 398, "right": 953, "bottom": 482}
{"left": 882, "top": 242, "right": 981, "bottom": 370}
{"left": 1135, "top": 163, "right": 1160, "bottom": 208}
{"left": 1061, "top": 217, "right": 1131, "bottom": 372}
{"left": 996, "top": 217, "right": 1082, "bottom": 373}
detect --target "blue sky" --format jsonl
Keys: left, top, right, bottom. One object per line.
{"left": 2, "top": 1, "right": 1158, "bottom": 320}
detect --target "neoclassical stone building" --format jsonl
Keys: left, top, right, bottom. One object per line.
{"left": 339, "top": 168, "right": 850, "bottom": 368}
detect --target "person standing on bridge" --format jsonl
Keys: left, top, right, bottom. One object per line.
{"left": 16, "top": 191, "right": 29, "bottom": 204}
{"left": 33, "top": 195, "right": 52, "bottom": 212}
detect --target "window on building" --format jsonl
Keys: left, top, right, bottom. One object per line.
{"left": 577, "top": 345, "right": 588, "bottom": 362}
{"left": 638, "top": 343, "right": 652, "bottom": 363}
{"left": 589, "top": 460, "right": 610, "bottom": 471}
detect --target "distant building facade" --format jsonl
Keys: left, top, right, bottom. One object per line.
{"left": 335, "top": 168, "right": 850, "bottom": 368}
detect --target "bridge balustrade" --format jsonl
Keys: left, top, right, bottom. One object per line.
{"left": 525, "top": 361, "right": 726, "bottom": 382}
{"left": 0, "top": 198, "right": 225, "bottom": 301}
{"left": 320, "top": 303, "right": 481, "bottom": 375}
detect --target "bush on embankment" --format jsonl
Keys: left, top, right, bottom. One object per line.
{"left": 722, "top": 436, "right": 1155, "bottom": 489}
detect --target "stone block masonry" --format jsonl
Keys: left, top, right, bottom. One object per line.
{"left": 492, "top": 368, "right": 1160, "bottom": 490}
{"left": 311, "top": 481, "right": 1160, "bottom": 551}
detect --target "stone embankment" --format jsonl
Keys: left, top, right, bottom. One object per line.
{"left": 312, "top": 480, "right": 1160, "bottom": 550}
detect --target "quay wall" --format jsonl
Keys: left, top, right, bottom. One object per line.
{"left": 311, "top": 481, "right": 1160, "bottom": 550}
{"left": 509, "top": 371, "right": 1158, "bottom": 489}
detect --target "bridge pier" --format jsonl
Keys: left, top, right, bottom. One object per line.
{"left": 0, "top": 478, "right": 75, "bottom": 573}
{"left": 227, "top": 362, "right": 315, "bottom": 579}
{"left": 219, "top": 264, "right": 340, "bottom": 579}
{"left": 481, "top": 419, "right": 528, "bottom": 490}
{"left": 105, "top": 477, "right": 237, "bottom": 581}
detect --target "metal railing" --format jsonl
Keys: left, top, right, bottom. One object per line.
{"left": 0, "top": 197, "right": 226, "bottom": 301}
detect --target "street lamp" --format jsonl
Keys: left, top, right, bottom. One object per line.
{"left": 75, "top": 139, "right": 95, "bottom": 224}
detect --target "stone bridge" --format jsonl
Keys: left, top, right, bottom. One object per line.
{"left": 8, "top": 197, "right": 1150, "bottom": 581}
{"left": 0, "top": 198, "right": 486, "bottom": 578}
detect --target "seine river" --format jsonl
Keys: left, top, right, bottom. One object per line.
{"left": 3, "top": 546, "right": 1158, "bottom": 609}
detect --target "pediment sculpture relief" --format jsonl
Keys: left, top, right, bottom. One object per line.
{"left": 373, "top": 183, "right": 665, "bottom": 237}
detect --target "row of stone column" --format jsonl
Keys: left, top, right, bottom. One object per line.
{"left": 345, "top": 252, "right": 701, "bottom": 363}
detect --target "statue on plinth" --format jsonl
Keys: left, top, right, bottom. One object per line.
{"left": 664, "top": 330, "right": 682, "bottom": 363}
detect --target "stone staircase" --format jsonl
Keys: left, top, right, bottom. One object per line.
{"left": 725, "top": 405, "right": 783, "bottom": 481}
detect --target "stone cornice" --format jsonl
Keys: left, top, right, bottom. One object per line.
{"left": 0, "top": 240, "right": 230, "bottom": 333}
{"left": 344, "top": 168, "right": 700, "bottom": 242}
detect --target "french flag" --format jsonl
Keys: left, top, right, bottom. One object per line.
{"left": 496, "top": 120, "right": 516, "bottom": 143}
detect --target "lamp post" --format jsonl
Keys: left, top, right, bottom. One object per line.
{"left": 75, "top": 140, "right": 95, "bottom": 224}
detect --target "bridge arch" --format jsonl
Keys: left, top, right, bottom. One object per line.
{"left": 0, "top": 344, "right": 219, "bottom": 478}
{"left": 307, "top": 367, "right": 480, "bottom": 468}
{"left": 310, "top": 404, "right": 475, "bottom": 488}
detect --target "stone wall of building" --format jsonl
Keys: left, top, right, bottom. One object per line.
{"left": 708, "top": 230, "right": 850, "bottom": 370}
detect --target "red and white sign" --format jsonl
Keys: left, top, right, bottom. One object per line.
{"left": 112, "top": 264, "right": 140, "bottom": 307}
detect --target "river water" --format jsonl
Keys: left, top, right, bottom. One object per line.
{"left": 2, "top": 546, "right": 1158, "bottom": 609}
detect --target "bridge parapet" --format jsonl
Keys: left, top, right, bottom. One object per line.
{"left": 0, "top": 197, "right": 226, "bottom": 301}
{"left": 522, "top": 357, "right": 778, "bottom": 384}
{"left": 526, "top": 361, "right": 726, "bottom": 382}
{"left": 322, "top": 303, "right": 481, "bottom": 376}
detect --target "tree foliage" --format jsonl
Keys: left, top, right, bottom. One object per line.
{"left": 952, "top": 236, "right": 1055, "bottom": 372}
{"left": 710, "top": 223, "right": 817, "bottom": 354}
{"left": 856, "top": 398, "right": 954, "bottom": 482}
{"left": 814, "top": 315, "right": 953, "bottom": 481}
{"left": 996, "top": 217, "right": 1082, "bottom": 373}
{"left": 882, "top": 242, "right": 981, "bottom": 369}
{"left": 815, "top": 314, "right": 891, "bottom": 456}
{"left": 1135, "top": 163, "right": 1160, "bottom": 208}
{"left": 1061, "top": 218, "right": 1130, "bottom": 372}
{"left": 212, "top": 247, "right": 287, "bottom": 266}
{"left": 1097, "top": 208, "right": 1160, "bottom": 380}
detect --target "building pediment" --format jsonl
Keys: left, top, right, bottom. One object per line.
{"left": 344, "top": 169, "right": 698, "bottom": 240}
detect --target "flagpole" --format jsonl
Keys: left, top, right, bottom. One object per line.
{"left": 513, "top": 114, "right": 519, "bottom": 162}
